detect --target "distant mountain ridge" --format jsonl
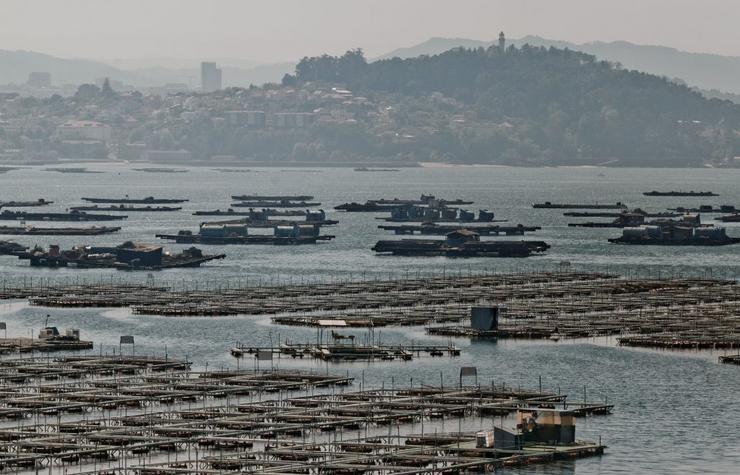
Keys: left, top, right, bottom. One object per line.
{"left": 0, "top": 49, "right": 142, "bottom": 86}
{"left": 4, "top": 36, "right": 740, "bottom": 95}
{"left": 377, "top": 36, "right": 740, "bottom": 95}
{"left": 0, "top": 50, "right": 291, "bottom": 88}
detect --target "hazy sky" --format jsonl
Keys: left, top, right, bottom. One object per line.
{"left": 2, "top": 0, "right": 739, "bottom": 62}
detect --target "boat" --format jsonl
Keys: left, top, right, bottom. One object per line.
{"left": 354, "top": 167, "right": 400, "bottom": 172}
{"left": 81, "top": 196, "right": 188, "bottom": 204}
{"left": 44, "top": 168, "right": 102, "bottom": 174}
{"left": 608, "top": 224, "right": 740, "bottom": 246}
{"left": 0, "top": 210, "right": 127, "bottom": 221}
{"left": 644, "top": 191, "right": 718, "bottom": 197}
{"left": 569, "top": 213, "right": 701, "bottom": 229}
{"left": 193, "top": 208, "right": 307, "bottom": 217}
{"left": 716, "top": 214, "right": 740, "bottom": 223}
{"left": 231, "top": 194, "right": 314, "bottom": 201}
{"left": 204, "top": 218, "right": 338, "bottom": 228}
{"left": 334, "top": 202, "right": 403, "bottom": 212}
{"left": 17, "top": 242, "right": 225, "bottom": 270}
{"left": 156, "top": 223, "right": 335, "bottom": 245}
{"left": 375, "top": 194, "right": 473, "bottom": 206}
{"left": 201, "top": 210, "right": 336, "bottom": 227}
{"left": 533, "top": 202, "right": 627, "bottom": 209}
{"left": 668, "top": 205, "right": 737, "bottom": 213}
{"left": 372, "top": 230, "right": 549, "bottom": 257}
{"left": 563, "top": 210, "right": 679, "bottom": 218}
{"left": 381, "top": 207, "right": 495, "bottom": 223}
{"left": 378, "top": 223, "right": 539, "bottom": 236}
{"left": 231, "top": 200, "right": 321, "bottom": 208}
{"left": 0, "top": 225, "right": 120, "bottom": 235}
{"left": 0, "top": 199, "right": 53, "bottom": 208}
{"left": 335, "top": 194, "right": 473, "bottom": 211}
{"left": 69, "top": 205, "right": 182, "bottom": 212}
{"left": 132, "top": 168, "right": 188, "bottom": 173}
{"left": 33, "top": 317, "right": 93, "bottom": 351}
{"left": 0, "top": 240, "right": 26, "bottom": 256}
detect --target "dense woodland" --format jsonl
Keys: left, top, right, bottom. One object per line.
{"left": 285, "top": 46, "right": 740, "bottom": 166}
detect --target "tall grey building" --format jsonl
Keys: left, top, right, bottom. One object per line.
{"left": 201, "top": 62, "right": 222, "bottom": 92}
{"left": 27, "top": 72, "right": 52, "bottom": 88}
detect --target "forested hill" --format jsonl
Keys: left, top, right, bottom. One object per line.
{"left": 284, "top": 46, "right": 740, "bottom": 166}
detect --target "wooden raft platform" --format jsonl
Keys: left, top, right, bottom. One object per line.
{"left": 0, "top": 337, "right": 93, "bottom": 353}
{"left": 0, "top": 357, "right": 611, "bottom": 474}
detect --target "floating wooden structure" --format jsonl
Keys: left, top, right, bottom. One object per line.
{"left": 335, "top": 201, "right": 403, "bottom": 212}
{"left": 157, "top": 222, "right": 335, "bottom": 245}
{"left": 644, "top": 190, "right": 718, "bottom": 197}
{"left": 569, "top": 213, "right": 701, "bottom": 229}
{"left": 533, "top": 202, "right": 627, "bottom": 209}
{"left": 717, "top": 214, "right": 740, "bottom": 223}
{"left": 336, "top": 194, "right": 474, "bottom": 212}
{"left": 0, "top": 355, "right": 610, "bottom": 474}
{"left": 618, "top": 335, "right": 740, "bottom": 349}
{"left": 232, "top": 200, "right": 321, "bottom": 208}
{"left": 0, "top": 225, "right": 120, "bottom": 235}
{"left": 669, "top": 205, "right": 737, "bottom": 213}
{"left": 7, "top": 272, "right": 611, "bottom": 316}
{"left": 0, "top": 240, "right": 26, "bottom": 255}
{"left": 372, "top": 195, "right": 474, "bottom": 206}
{"left": 0, "top": 336, "right": 92, "bottom": 353}
{"left": 426, "top": 279, "right": 740, "bottom": 349}
{"left": 4, "top": 273, "right": 738, "bottom": 351}
{"left": 609, "top": 224, "right": 740, "bottom": 245}
{"left": 373, "top": 232, "right": 549, "bottom": 257}
{"left": 132, "top": 167, "right": 188, "bottom": 173}
{"left": 564, "top": 210, "right": 679, "bottom": 218}
{"left": 203, "top": 214, "right": 338, "bottom": 228}
{"left": 0, "top": 198, "right": 53, "bottom": 208}
{"left": 719, "top": 354, "right": 740, "bottom": 365}
{"left": 69, "top": 205, "right": 182, "bottom": 212}
{"left": 157, "top": 231, "right": 335, "bottom": 245}
{"left": 44, "top": 167, "right": 102, "bottom": 174}
{"left": 193, "top": 208, "right": 307, "bottom": 217}
{"left": 0, "top": 210, "right": 127, "bottom": 221}
{"left": 81, "top": 196, "right": 188, "bottom": 204}
{"left": 231, "top": 194, "right": 315, "bottom": 201}
{"left": 379, "top": 223, "right": 540, "bottom": 236}
{"left": 16, "top": 242, "right": 225, "bottom": 270}
{"left": 231, "top": 341, "right": 460, "bottom": 361}
{"left": 354, "top": 167, "right": 400, "bottom": 172}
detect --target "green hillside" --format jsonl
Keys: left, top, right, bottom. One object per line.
{"left": 285, "top": 45, "right": 740, "bottom": 166}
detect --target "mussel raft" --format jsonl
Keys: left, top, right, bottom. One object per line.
{"left": 15, "top": 242, "right": 224, "bottom": 270}
{"left": 373, "top": 230, "right": 549, "bottom": 257}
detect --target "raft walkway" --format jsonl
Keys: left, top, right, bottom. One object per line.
{"left": 2, "top": 272, "right": 736, "bottom": 349}
{"left": 0, "top": 355, "right": 611, "bottom": 473}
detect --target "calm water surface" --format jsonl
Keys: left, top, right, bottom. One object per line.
{"left": 0, "top": 164, "right": 738, "bottom": 474}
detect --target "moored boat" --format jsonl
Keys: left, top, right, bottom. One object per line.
{"left": 644, "top": 190, "right": 718, "bottom": 197}
{"left": 0, "top": 210, "right": 127, "bottom": 221}
{"left": 157, "top": 222, "right": 334, "bottom": 245}
{"left": 609, "top": 224, "right": 739, "bottom": 245}
{"left": 533, "top": 201, "right": 627, "bottom": 209}
{"left": 69, "top": 205, "right": 181, "bottom": 212}
{"left": 81, "top": 196, "right": 188, "bottom": 204}
{"left": 372, "top": 230, "right": 549, "bottom": 257}
{"left": 17, "top": 242, "right": 224, "bottom": 270}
